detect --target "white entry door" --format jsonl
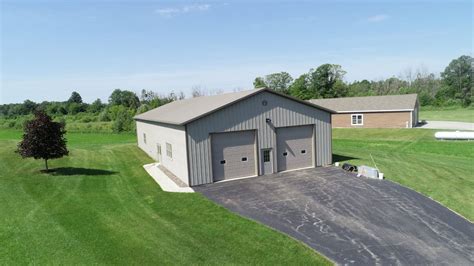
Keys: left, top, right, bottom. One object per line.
{"left": 261, "top": 149, "right": 273, "bottom": 175}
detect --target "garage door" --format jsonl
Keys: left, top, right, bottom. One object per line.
{"left": 276, "top": 125, "right": 314, "bottom": 172}
{"left": 211, "top": 130, "right": 256, "bottom": 182}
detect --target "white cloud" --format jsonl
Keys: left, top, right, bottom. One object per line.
{"left": 155, "top": 4, "right": 210, "bottom": 17}
{"left": 367, "top": 14, "right": 390, "bottom": 22}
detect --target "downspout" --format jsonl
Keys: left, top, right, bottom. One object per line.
{"left": 184, "top": 124, "right": 192, "bottom": 186}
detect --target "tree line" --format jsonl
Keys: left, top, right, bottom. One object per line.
{"left": 0, "top": 89, "right": 184, "bottom": 132}
{"left": 253, "top": 55, "right": 472, "bottom": 107}
{"left": 1, "top": 54, "right": 471, "bottom": 132}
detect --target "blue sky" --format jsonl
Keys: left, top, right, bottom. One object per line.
{"left": 1, "top": 0, "right": 472, "bottom": 104}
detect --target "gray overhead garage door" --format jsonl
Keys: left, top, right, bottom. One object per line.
{"left": 211, "top": 130, "right": 257, "bottom": 182}
{"left": 276, "top": 125, "right": 314, "bottom": 172}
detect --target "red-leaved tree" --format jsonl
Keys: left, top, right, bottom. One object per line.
{"left": 17, "top": 110, "right": 69, "bottom": 171}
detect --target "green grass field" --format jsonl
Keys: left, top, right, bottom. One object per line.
{"left": 2, "top": 128, "right": 473, "bottom": 264}
{"left": 333, "top": 128, "right": 474, "bottom": 221}
{"left": 0, "top": 130, "right": 330, "bottom": 265}
{"left": 420, "top": 107, "right": 474, "bottom": 123}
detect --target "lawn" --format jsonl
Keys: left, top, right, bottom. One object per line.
{"left": 333, "top": 128, "right": 474, "bottom": 221}
{"left": 0, "top": 130, "right": 330, "bottom": 265}
{"left": 420, "top": 107, "right": 474, "bottom": 123}
{"left": 2, "top": 128, "right": 472, "bottom": 264}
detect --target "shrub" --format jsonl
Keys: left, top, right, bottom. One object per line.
{"left": 81, "top": 116, "right": 93, "bottom": 123}
{"left": 98, "top": 109, "right": 110, "bottom": 122}
{"left": 67, "top": 103, "right": 88, "bottom": 115}
{"left": 419, "top": 92, "right": 434, "bottom": 106}
{"left": 444, "top": 98, "right": 462, "bottom": 106}
{"left": 112, "top": 109, "right": 134, "bottom": 133}
{"left": 136, "top": 104, "right": 150, "bottom": 114}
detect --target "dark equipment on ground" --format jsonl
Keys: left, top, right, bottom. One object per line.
{"left": 342, "top": 163, "right": 357, "bottom": 172}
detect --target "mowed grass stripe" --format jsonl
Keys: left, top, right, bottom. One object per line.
{"left": 420, "top": 108, "right": 474, "bottom": 123}
{"left": 0, "top": 131, "right": 330, "bottom": 265}
{"left": 333, "top": 128, "right": 474, "bottom": 221}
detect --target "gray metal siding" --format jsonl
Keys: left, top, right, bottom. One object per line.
{"left": 412, "top": 100, "right": 419, "bottom": 127}
{"left": 186, "top": 91, "right": 332, "bottom": 186}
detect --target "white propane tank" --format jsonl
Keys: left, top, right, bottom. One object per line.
{"left": 435, "top": 131, "right": 474, "bottom": 140}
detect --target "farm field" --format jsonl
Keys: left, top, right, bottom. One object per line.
{"left": 332, "top": 128, "right": 474, "bottom": 221}
{"left": 0, "top": 130, "right": 329, "bottom": 265}
{"left": 420, "top": 107, "right": 474, "bottom": 123}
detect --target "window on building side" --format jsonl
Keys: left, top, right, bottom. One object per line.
{"left": 156, "top": 144, "right": 162, "bottom": 162}
{"left": 263, "top": 150, "right": 271, "bottom": 162}
{"left": 143, "top": 133, "right": 147, "bottom": 144}
{"left": 166, "top": 142, "right": 173, "bottom": 158}
{"left": 351, "top": 114, "right": 363, "bottom": 125}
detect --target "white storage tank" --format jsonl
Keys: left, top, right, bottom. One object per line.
{"left": 435, "top": 131, "right": 474, "bottom": 140}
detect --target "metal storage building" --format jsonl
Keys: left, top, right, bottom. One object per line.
{"left": 134, "top": 88, "right": 334, "bottom": 187}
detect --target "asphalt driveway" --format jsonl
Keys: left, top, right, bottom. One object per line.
{"left": 196, "top": 167, "right": 474, "bottom": 265}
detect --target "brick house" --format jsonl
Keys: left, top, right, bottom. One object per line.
{"left": 309, "top": 94, "right": 419, "bottom": 128}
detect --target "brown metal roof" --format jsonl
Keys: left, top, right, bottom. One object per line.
{"left": 308, "top": 94, "right": 418, "bottom": 113}
{"left": 134, "top": 88, "right": 334, "bottom": 125}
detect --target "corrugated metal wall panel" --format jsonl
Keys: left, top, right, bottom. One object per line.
{"left": 186, "top": 91, "right": 332, "bottom": 186}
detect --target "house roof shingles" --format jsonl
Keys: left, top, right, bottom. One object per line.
{"left": 308, "top": 94, "right": 418, "bottom": 113}
{"left": 134, "top": 88, "right": 333, "bottom": 125}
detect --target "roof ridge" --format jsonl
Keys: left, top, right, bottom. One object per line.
{"left": 308, "top": 94, "right": 418, "bottom": 113}
{"left": 134, "top": 88, "right": 333, "bottom": 125}
{"left": 310, "top": 94, "right": 418, "bottom": 101}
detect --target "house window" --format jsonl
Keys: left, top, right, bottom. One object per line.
{"left": 351, "top": 114, "right": 363, "bottom": 125}
{"left": 166, "top": 142, "right": 173, "bottom": 158}
{"left": 143, "top": 133, "right": 147, "bottom": 144}
{"left": 241, "top": 157, "right": 248, "bottom": 162}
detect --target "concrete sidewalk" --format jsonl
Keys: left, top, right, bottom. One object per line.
{"left": 418, "top": 120, "right": 474, "bottom": 131}
{"left": 143, "top": 163, "right": 194, "bottom": 193}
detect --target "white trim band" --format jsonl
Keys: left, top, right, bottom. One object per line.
{"left": 336, "top": 109, "right": 414, "bottom": 113}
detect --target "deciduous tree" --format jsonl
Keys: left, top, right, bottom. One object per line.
{"left": 253, "top": 72, "right": 293, "bottom": 94}
{"left": 68, "top": 91, "right": 83, "bottom": 104}
{"left": 16, "top": 111, "right": 68, "bottom": 171}
{"left": 88, "top": 98, "right": 105, "bottom": 113}
{"left": 265, "top": 72, "right": 293, "bottom": 94}
{"left": 289, "top": 74, "right": 311, "bottom": 100}
{"left": 253, "top": 77, "right": 266, "bottom": 88}
{"left": 441, "top": 55, "right": 472, "bottom": 106}
{"left": 307, "top": 64, "right": 346, "bottom": 98}
{"left": 109, "top": 89, "right": 140, "bottom": 109}
{"left": 192, "top": 86, "right": 206, "bottom": 98}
